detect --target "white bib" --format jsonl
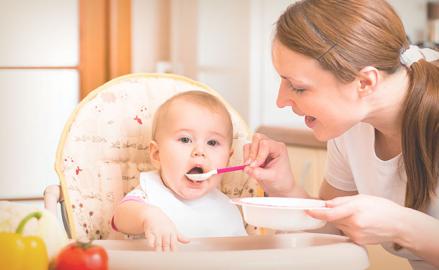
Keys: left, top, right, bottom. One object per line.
{"left": 139, "top": 171, "right": 247, "bottom": 238}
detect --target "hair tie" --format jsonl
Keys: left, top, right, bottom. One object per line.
{"left": 400, "top": 45, "right": 439, "bottom": 67}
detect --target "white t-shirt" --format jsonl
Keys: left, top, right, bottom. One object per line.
{"left": 325, "top": 122, "right": 439, "bottom": 270}
{"left": 126, "top": 170, "right": 247, "bottom": 238}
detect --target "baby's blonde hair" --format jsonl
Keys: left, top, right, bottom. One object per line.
{"left": 151, "top": 91, "right": 233, "bottom": 144}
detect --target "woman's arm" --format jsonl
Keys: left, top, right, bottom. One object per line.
{"left": 397, "top": 207, "right": 439, "bottom": 268}
{"left": 319, "top": 180, "right": 358, "bottom": 200}
{"left": 307, "top": 194, "right": 439, "bottom": 268}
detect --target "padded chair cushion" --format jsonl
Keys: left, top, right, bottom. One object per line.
{"left": 56, "top": 73, "right": 262, "bottom": 240}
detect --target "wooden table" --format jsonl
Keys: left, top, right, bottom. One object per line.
{"left": 96, "top": 233, "right": 369, "bottom": 270}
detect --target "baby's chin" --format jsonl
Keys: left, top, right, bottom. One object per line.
{"left": 176, "top": 190, "right": 208, "bottom": 201}
{"left": 176, "top": 184, "right": 216, "bottom": 200}
{"left": 169, "top": 175, "right": 222, "bottom": 200}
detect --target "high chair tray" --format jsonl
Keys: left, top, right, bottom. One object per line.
{"left": 95, "top": 232, "right": 369, "bottom": 270}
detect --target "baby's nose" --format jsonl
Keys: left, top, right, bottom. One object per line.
{"left": 191, "top": 147, "right": 206, "bottom": 157}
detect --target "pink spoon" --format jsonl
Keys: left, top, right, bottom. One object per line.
{"left": 185, "top": 165, "right": 246, "bottom": 181}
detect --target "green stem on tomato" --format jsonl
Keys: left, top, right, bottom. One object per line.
{"left": 76, "top": 240, "right": 94, "bottom": 249}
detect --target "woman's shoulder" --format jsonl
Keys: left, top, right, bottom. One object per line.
{"left": 329, "top": 122, "right": 375, "bottom": 158}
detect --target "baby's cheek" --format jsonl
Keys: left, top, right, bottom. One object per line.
{"left": 210, "top": 175, "right": 224, "bottom": 187}
{"left": 217, "top": 161, "right": 230, "bottom": 169}
{"left": 219, "top": 149, "right": 233, "bottom": 163}
{"left": 207, "top": 148, "right": 232, "bottom": 168}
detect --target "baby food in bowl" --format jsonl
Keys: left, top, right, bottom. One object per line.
{"left": 232, "top": 197, "right": 327, "bottom": 231}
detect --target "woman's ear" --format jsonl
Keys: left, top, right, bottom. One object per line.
{"left": 149, "top": 140, "right": 161, "bottom": 169}
{"left": 357, "top": 66, "right": 379, "bottom": 98}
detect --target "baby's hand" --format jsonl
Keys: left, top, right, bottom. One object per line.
{"left": 143, "top": 205, "right": 190, "bottom": 251}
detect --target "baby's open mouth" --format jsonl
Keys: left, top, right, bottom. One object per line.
{"left": 185, "top": 166, "right": 206, "bottom": 183}
{"left": 186, "top": 166, "right": 204, "bottom": 175}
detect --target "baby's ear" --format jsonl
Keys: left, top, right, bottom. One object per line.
{"left": 149, "top": 140, "right": 161, "bottom": 169}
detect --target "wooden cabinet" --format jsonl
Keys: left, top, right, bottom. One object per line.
{"left": 366, "top": 245, "right": 411, "bottom": 270}
{"left": 286, "top": 145, "right": 326, "bottom": 197}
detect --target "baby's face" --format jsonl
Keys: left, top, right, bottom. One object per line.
{"left": 152, "top": 99, "right": 232, "bottom": 200}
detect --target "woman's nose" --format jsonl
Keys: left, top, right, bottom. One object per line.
{"left": 276, "top": 86, "right": 290, "bottom": 108}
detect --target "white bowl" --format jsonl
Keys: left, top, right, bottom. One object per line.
{"left": 232, "top": 197, "right": 327, "bottom": 231}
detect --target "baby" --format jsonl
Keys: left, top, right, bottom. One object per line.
{"left": 112, "top": 91, "right": 247, "bottom": 251}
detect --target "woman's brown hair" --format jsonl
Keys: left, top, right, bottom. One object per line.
{"left": 275, "top": 0, "right": 438, "bottom": 212}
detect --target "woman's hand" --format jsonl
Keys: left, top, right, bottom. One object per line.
{"left": 142, "top": 206, "right": 190, "bottom": 251}
{"left": 306, "top": 194, "right": 406, "bottom": 245}
{"left": 243, "top": 133, "right": 300, "bottom": 197}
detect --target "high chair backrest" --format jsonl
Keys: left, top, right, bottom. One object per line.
{"left": 55, "top": 73, "right": 262, "bottom": 240}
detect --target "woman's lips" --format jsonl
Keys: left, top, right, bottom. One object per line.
{"left": 305, "top": 115, "right": 317, "bottom": 128}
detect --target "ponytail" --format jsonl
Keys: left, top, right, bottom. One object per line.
{"left": 401, "top": 60, "right": 439, "bottom": 211}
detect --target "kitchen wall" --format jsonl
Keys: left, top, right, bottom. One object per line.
{"left": 131, "top": 0, "right": 170, "bottom": 73}
{"left": 0, "top": 0, "right": 79, "bottom": 204}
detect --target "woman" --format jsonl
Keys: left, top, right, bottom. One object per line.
{"left": 244, "top": 0, "right": 439, "bottom": 269}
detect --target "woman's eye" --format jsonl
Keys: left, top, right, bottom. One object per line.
{"left": 292, "top": 87, "right": 305, "bottom": 94}
{"left": 179, "top": 137, "right": 191, "bottom": 143}
{"left": 207, "top": 140, "right": 219, "bottom": 146}
{"left": 286, "top": 81, "right": 305, "bottom": 94}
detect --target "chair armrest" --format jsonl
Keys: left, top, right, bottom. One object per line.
{"left": 43, "top": 184, "right": 71, "bottom": 238}
{"left": 44, "top": 184, "right": 63, "bottom": 216}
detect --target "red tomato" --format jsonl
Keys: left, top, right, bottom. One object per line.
{"left": 55, "top": 241, "right": 108, "bottom": 270}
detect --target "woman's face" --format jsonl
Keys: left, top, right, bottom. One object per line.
{"left": 272, "top": 39, "right": 367, "bottom": 141}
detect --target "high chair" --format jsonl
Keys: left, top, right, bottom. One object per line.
{"left": 44, "top": 73, "right": 371, "bottom": 270}
{"left": 45, "top": 73, "right": 263, "bottom": 240}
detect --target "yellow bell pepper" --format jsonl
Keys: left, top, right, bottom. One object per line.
{"left": 0, "top": 211, "right": 49, "bottom": 270}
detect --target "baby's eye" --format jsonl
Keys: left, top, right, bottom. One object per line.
{"left": 207, "top": 139, "right": 219, "bottom": 146}
{"left": 179, "top": 137, "right": 192, "bottom": 143}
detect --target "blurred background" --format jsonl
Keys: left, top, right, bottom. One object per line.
{"left": 0, "top": 0, "right": 437, "bottom": 203}
{"left": 2, "top": 2, "right": 436, "bottom": 268}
